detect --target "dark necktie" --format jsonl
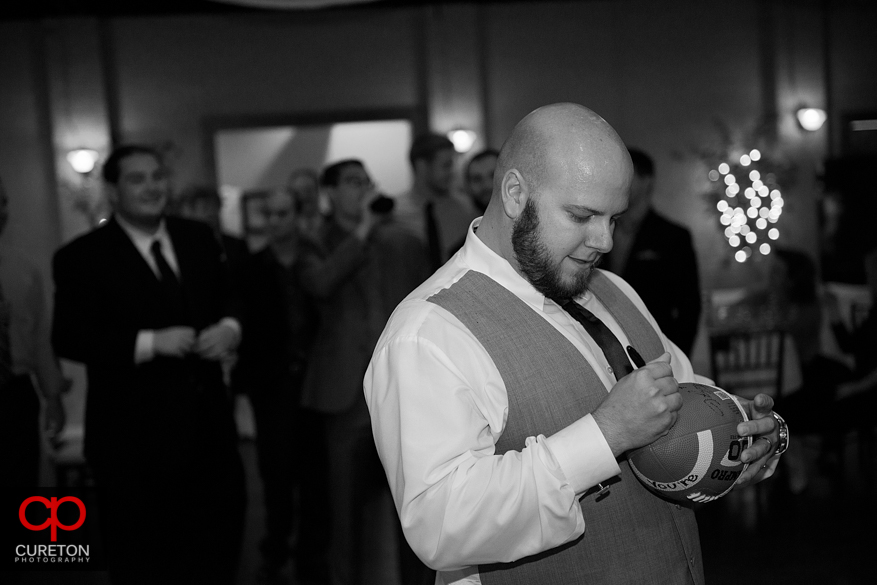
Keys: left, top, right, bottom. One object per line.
{"left": 0, "top": 277, "right": 13, "bottom": 388}
{"left": 425, "top": 202, "right": 442, "bottom": 270}
{"left": 150, "top": 240, "right": 185, "bottom": 314}
{"left": 556, "top": 298, "right": 633, "bottom": 381}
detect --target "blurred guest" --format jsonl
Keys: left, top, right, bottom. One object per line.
{"left": 829, "top": 246, "right": 877, "bottom": 403}
{"left": 748, "top": 248, "right": 853, "bottom": 492}
{"left": 52, "top": 145, "right": 245, "bottom": 584}
{"left": 0, "top": 176, "right": 66, "bottom": 486}
{"left": 395, "top": 133, "right": 478, "bottom": 270}
{"left": 464, "top": 148, "right": 499, "bottom": 214}
{"left": 236, "top": 187, "right": 327, "bottom": 584}
{"left": 739, "top": 247, "right": 852, "bottom": 413}
{"left": 603, "top": 148, "right": 701, "bottom": 354}
{"left": 767, "top": 248, "right": 850, "bottom": 400}
{"left": 287, "top": 168, "right": 325, "bottom": 241}
{"left": 298, "top": 159, "right": 430, "bottom": 585}
{"left": 176, "top": 184, "right": 250, "bottom": 271}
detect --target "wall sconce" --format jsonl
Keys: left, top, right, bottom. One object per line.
{"left": 447, "top": 129, "right": 477, "bottom": 154}
{"left": 795, "top": 107, "right": 827, "bottom": 132}
{"left": 66, "top": 149, "right": 100, "bottom": 174}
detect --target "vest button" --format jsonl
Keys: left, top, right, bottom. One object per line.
{"left": 607, "top": 366, "right": 613, "bottom": 375}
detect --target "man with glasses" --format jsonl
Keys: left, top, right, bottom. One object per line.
{"left": 298, "top": 159, "right": 430, "bottom": 585}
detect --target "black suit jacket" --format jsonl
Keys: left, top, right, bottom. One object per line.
{"left": 234, "top": 246, "right": 317, "bottom": 401}
{"left": 615, "top": 209, "right": 702, "bottom": 355}
{"left": 52, "top": 216, "right": 241, "bottom": 478}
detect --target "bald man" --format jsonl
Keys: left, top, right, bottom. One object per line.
{"left": 364, "top": 103, "right": 785, "bottom": 585}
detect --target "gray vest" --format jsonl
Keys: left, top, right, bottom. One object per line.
{"left": 428, "top": 270, "right": 704, "bottom": 585}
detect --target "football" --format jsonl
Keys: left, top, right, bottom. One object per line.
{"left": 628, "top": 382, "right": 752, "bottom": 504}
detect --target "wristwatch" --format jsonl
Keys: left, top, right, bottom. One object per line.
{"left": 771, "top": 411, "right": 789, "bottom": 456}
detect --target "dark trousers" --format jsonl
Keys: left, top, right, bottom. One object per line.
{"left": 0, "top": 375, "right": 40, "bottom": 487}
{"left": 251, "top": 377, "right": 299, "bottom": 568}
{"left": 250, "top": 373, "right": 330, "bottom": 576}
{"left": 250, "top": 369, "right": 330, "bottom": 577}
{"left": 324, "top": 397, "right": 385, "bottom": 585}
{"left": 91, "top": 434, "right": 246, "bottom": 584}
{"left": 296, "top": 408, "right": 331, "bottom": 578}
{"left": 324, "top": 397, "right": 434, "bottom": 585}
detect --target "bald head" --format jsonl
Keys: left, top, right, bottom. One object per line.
{"left": 478, "top": 103, "right": 633, "bottom": 298}
{"left": 493, "top": 103, "right": 630, "bottom": 202}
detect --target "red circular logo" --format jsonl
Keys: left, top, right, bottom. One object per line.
{"left": 19, "top": 496, "right": 86, "bottom": 542}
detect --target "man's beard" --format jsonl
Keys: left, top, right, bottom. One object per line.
{"left": 511, "top": 198, "right": 597, "bottom": 300}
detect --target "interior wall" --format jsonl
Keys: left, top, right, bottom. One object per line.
{"left": 829, "top": 0, "right": 877, "bottom": 156}
{"left": 2, "top": 0, "right": 875, "bottom": 291}
{"left": 0, "top": 22, "right": 60, "bottom": 287}
{"left": 109, "top": 8, "right": 421, "bottom": 189}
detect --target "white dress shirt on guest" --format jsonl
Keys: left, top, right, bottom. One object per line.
{"left": 364, "top": 218, "right": 699, "bottom": 585}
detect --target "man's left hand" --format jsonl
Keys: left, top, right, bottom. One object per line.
{"left": 195, "top": 322, "right": 239, "bottom": 361}
{"left": 733, "top": 393, "right": 781, "bottom": 488}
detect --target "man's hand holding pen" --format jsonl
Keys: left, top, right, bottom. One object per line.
{"left": 591, "top": 352, "right": 682, "bottom": 458}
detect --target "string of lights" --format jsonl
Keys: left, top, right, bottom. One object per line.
{"left": 709, "top": 148, "right": 783, "bottom": 263}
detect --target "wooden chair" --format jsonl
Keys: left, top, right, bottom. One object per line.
{"left": 708, "top": 329, "right": 786, "bottom": 528}
{"left": 709, "top": 329, "right": 786, "bottom": 402}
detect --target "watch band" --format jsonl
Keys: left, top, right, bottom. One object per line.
{"left": 771, "top": 411, "right": 789, "bottom": 456}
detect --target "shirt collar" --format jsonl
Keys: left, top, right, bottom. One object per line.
{"left": 114, "top": 214, "right": 169, "bottom": 248}
{"left": 113, "top": 214, "right": 168, "bottom": 244}
{"left": 458, "top": 217, "right": 592, "bottom": 314}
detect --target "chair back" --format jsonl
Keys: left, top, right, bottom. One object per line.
{"left": 709, "top": 329, "right": 785, "bottom": 401}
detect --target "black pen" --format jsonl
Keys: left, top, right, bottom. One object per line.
{"left": 626, "top": 345, "right": 646, "bottom": 368}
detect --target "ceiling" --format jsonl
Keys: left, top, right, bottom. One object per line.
{"left": 0, "top": 0, "right": 505, "bottom": 20}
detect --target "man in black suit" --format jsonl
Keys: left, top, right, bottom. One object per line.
{"left": 603, "top": 149, "right": 702, "bottom": 354}
{"left": 51, "top": 145, "right": 245, "bottom": 584}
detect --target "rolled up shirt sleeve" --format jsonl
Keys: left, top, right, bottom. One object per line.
{"left": 364, "top": 303, "right": 620, "bottom": 572}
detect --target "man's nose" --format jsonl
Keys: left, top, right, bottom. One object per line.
{"left": 585, "top": 220, "right": 613, "bottom": 253}
{"left": 146, "top": 177, "right": 166, "bottom": 192}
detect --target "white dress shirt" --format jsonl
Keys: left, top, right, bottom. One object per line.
{"left": 364, "top": 218, "right": 698, "bottom": 585}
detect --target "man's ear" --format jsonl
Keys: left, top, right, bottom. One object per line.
{"left": 500, "top": 169, "right": 529, "bottom": 220}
